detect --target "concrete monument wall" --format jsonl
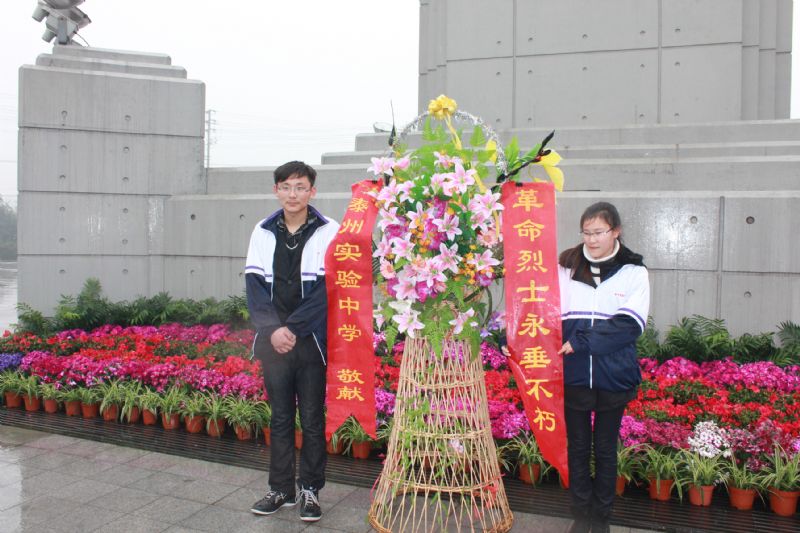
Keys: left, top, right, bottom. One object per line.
{"left": 418, "top": 0, "right": 793, "bottom": 127}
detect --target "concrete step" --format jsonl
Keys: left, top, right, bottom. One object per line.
{"left": 209, "top": 156, "right": 800, "bottom": 195}
{"left": 36, "top": 54, "right": 187, "bottom": 78}
{"left": 354, "top": 119, "right": 800, "bottom": 152}
{"left": 321, "top": 141, "right": 800, "bottom": 165}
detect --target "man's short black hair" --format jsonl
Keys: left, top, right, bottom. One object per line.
{"left": 274, "top": 161, "right": 317, "bottom": 186}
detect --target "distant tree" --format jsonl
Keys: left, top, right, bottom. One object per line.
{"left": 0, "top": 197, "right": 16, "bottom": 260}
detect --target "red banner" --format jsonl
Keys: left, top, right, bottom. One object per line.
{"left": 501, "top": 181, "right": 569, "bottom": 484}
{"left": 325, "top": 179, "right": 382, "bottom": 440}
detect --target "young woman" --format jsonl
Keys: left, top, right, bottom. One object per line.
{"left": 557, "top": 202, "right": 649, "bottom": 533}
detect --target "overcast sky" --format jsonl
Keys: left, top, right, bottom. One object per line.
{"left": 0, "top": 1, "right": 798, "bottom": 208}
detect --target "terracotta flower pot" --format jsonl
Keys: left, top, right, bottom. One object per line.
{"left": 263, "top": 427, "right": 271, "bottom": 446}
{"left": 101, "top": 404, "right": 119, "bottom": 421}
{"left": 206, "top": 418, "right": 226, "bottom": 437}
{"left": 648, "top": 477, "right": 674, "bottom": 501}
{"left": 4, "top": 391, "right": 22, "bottom": 408}
{"left": 615, "top": 476, "right": 627, "bottom": 496}
{"left": 161, "top": 412, "right": 180, "bottom": 430}
{"left": 295, "top": 430, "right": 303, "bottom": 449}
{"left": 728, "top": 486, "right": 757, "bottom": 511}
{"left": 43, "top": 398, "right": 59, "bottom": 413}
{"left": 23, "top": 395, "right": 41, "bottom": 412}
{"left": 126, "top": 406, "right": 141, "bottom": 424}
{"left": 80, "top": 402, "right": 99, "bottom": 418}
{"left": 234, "top": 425, "right": 253, "bottom": 440}
{"left": 326, "top": 439, "right": 344, "bottom": 455}
{"left": 688, "top": 484, "right": 714, "bottom": 506}
{"left": 184, "top": 415, "right": 204, "bottom": 434}
{"left": 769, "top": 488, "right": 800, "bottom": 517}
{"left": 518, "top": 463, "right": 541, "bottom": 485}
{"left": 142, "top": 408, "right": 158, "bottom": 425}
{"left": 351, "top": 440, "right": 371, "bottom": 460}
{"left": 64, "top": 399, "right": 81, "bottom": 416}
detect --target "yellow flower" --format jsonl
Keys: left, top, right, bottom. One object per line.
{"left": 534, "top": 150, "right": 564, "bottom": 192}
{"left": 485, "top": 139, "right": 498, "bottom": 163}
{"left": 427, "top": 94, "right": 457, "bottom": 119}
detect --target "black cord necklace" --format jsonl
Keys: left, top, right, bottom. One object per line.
{"left": 284, "top": 229, "right": 301, "bottom": 250}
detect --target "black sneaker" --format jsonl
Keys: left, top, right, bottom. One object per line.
{"left": 298, "top": 487, "right": 321, "bottom": 522}
{"left": 250, "top": 490, "right": 296, "bottom": 515}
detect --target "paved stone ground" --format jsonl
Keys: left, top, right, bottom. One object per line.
{"left": 0, "top": 426, "right": 657, "bottom": 532}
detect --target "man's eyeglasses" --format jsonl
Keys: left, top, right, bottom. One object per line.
{"left": 276, "top": 185, "right": 311, "bottom": 195}
{"left": 580, "top": 228, "right": 613, "bottom": 239}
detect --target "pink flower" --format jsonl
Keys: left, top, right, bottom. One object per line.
{"left": 368, "top": 157, "right": 395, "bottom": 176}
{"left": 393, "top": 156, "right": 410, "bottom": 171}
{"left": 449, "top": 308, "right": 477, "bottom": 335}
{"left": 393, "top": 308, "right": 424, "bottom": 337}
{"left": 432, "top": 212, "right": 462, "bottom": 241}
{"left": 467, "top": 249, "right": 500, "bottom": 273}
{"left": 436, "top": 242, "right": 461, "bottom": 274}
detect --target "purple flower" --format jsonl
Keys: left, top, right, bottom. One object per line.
{"left": 0, "top": 353, "right": 23, "bottom": 372}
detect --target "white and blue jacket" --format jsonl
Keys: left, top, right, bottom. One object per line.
{"left": 558, "top": 244, "right": 650, "bottom": 392}
{"left": 245, "top": 206, "right": 339, "bottom": 364}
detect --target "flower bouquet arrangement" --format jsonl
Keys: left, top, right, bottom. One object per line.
{"left": 371, "top": 95, "right": 562, "bottom": 354}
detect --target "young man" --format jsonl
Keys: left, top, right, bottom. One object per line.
{"left": 245, "top": 161, "right": 339, "bottom": 522}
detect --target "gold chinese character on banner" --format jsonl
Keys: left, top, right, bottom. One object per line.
{"left": 338, "top": 297, "right": 360, "bottom": 315}
{"left": 524, "top": 379, "right": 554, "bottom": 401}
{"left": 513, "top": 220, "right": 545, "bottom": 242}
{"left": 512, "top": 190, "right": 544, "bottom": 211}
{"left": 335, "top": 270, "right": 363, "bottom": 288}
{"left": 348, "top": 198, "right": 370, "bottom": 213}
{"left": 339, "top": 219, "right": 364, "bottom": 234}
{"left": 516, "top": 280, "right": 550, "bottom": 303}
{"left": 533, "top": 407, "right": 556, "bottom": 432}
{"left": 333, "top": 243, "right": 362, "bottom": 261}
{"left": 336, "top": 386, "right": 365, "bottom": 402}
{"left": 337, "top": 324, "right": 362, "bottom": 342}
{"left": 520, "top": 346, "right": 552, "bottom": 369}
{"left": 519, "top": 313, "right": 551, "bottom": 338}
{"left": 336, "top": 368, "right": 365, "bottom": 384}
{"left": 516, "top": 250, "right": 548, "bottom": 273}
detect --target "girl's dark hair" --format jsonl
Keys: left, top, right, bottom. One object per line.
{"left": 559, "top": 201, "right": 623, "bottom": 268}
{"left": 274, "top": 160, "right": 317, "bottom": 186}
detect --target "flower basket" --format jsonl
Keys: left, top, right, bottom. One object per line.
{"left": 688, "top": 484, "right": 714, "bottom": 506}
{"left": 64, "top": 399, "right": 81, "bottom": 416}
{"left": 23, "top": 394, "right": 41, "bottom": 412}
{"left": 769, "top": 489, "right": 799, "bottom": 517}
{"left": 43, "top": 398, "right": 59, "bottom": 414}
{"left": 728, "top": 486, "right": 757, "bottom": 511}
{"left": 142, "top": 408, "right": 158, "bottom": 426}
{"left": 4, "top": 391, "right": 22, "bottom": 408}
{"left": 161, "top": 412, "right": 181, "bottom": 430}
{"left": 185, "top": 415, "right": 204, "bottom": 434}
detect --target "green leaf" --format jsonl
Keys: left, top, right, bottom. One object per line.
{"left": 422, "top": 117, "right": 435, "bottom": 141}
{"left": 469, "top": 125, "right": 486, "bottom": 147}
{"left": 506, "top": 137, "right": 520, "bottom": 166}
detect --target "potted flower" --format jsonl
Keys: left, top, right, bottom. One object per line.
{"left": 19, "top": 374, "right": 41, "bottom": 411}
{"left": 119, "top": 381, "right": 143, "bottom": 423}
{"left": 616, "top": 442, "right": 643, "bottom": 496}
{"left": 295, "top": 411, "right": 303, "bottom": 449}
{"left": 677, "top": 449, "right": 726, "bottom": 506}
{"left": 221, "top": 395, "right": 258, "bottom": 440}
{"left": 254, "top": 400, "right": 272, "bottom": 445}
{"left": 78, "top": 386, "right": 102, "bottom": 418}
{"left": 56, "top": 387, "right": 83, "bottom": 416}
{"left": 723, "top": 456, "right": 765, "bottom": 511}
{"left": 204, "top": 393, "right": 227, "bottom": 437}
{"left": 327, "top": 425, "right": 346, "bottom": 455}
{"left": 0, "top": 371, "right": 24, "bottom": 408}
{"left": 137, "top": 388, "right": 161, "bottom": 425}
{"left": 499, "top": 433, "right": 549, "bottom": 485}
{"left": 39, "top": 382, "right": 60, "bottom": 413}
{"left": 637, "top": 445, "right": 681, "bottom": 501}
{"left": 158, "top": 385, "right": 186, "bottom": 430}
{"left": 98, "top": 380, "right": 125, "bottom": 422}
{"left": 180, "top": 391, "right": 208, "bottom": 434}
{"left": 339, "top": 416, "right": 372, "bottom": 459}
{"left": 760, "top": 445, "right": 800, "bottom": 517}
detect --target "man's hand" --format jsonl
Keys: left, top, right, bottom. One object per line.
{"left": 271, "top": 327, "right": 296, "bottom": 354}
{"left": 557, "top": 341, "right": 574, "bottom": 355}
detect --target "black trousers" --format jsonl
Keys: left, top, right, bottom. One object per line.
{"left": 257, "top": 335, "right": 327, "bottom": 495}
{"left": 564, "top": 403, "right": 627, "bottom": 522}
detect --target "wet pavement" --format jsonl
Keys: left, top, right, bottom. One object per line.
{"left": 0, "top": 425, "right": 659, "bottom": 532}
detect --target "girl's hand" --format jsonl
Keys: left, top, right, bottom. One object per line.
{"left": 557, "top": 341, "right": 574, "bottom": 355}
